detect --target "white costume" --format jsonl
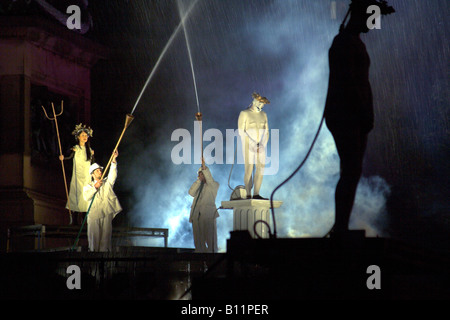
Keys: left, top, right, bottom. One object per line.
{"left": 238, "top": 93, "right": 270, "bottom": 198}
{"left": 83, "top": 162, "right": 122, "bottom": 252}
{"left": 188, "top": 167, "right": 219, "bottom": 253}
{"left": 67, "top": 145, "right": 92, "bottom": 212}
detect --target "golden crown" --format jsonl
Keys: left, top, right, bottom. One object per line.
{"left": 72, "top": 123, "right": 93, "bottom": 137}
{"left": 252, "top": 92, "right": 270, "bottom": 104}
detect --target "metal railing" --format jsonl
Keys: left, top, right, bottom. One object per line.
{"left": 7, "top": 224, "right": 169, "bottom": 252}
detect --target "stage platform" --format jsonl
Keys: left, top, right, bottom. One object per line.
{"left": 0, "top": 245, "right": 225, "bottom": 300}
{"left": 0, "top": 231, "right": 449, "bottom": 300}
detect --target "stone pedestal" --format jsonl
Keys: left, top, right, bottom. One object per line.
{"left": 221, "top": 200, "right": 283, "bottom": 239}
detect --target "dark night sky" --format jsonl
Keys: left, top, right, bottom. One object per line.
{"left": 6, "top": 0, "right": 449, "bottom": 251}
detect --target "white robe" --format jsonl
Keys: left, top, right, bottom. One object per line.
{"left": 83, "top": 162, "right": 122, "bottom": 252}
{"left": 188, "top": 167, "right": 219, "bottom": 253}
{"left": 67, "top": 145, "right": 92, "bottom": 212}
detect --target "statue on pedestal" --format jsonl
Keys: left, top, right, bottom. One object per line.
{"left": 238, "top": 92, "right": 270, "bottom": 200}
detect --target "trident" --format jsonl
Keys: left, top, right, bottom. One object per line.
{"left": 42, "top": 101, "right": 72, "bottom": 224}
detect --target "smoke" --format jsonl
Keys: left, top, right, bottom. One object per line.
{"left": 122, "top": 0, "right": 391, "bottom": 250}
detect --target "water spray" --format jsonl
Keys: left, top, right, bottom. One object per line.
{"left": 72, "top": 1, "right": 200, "bottom": 250}
{"left": 178, "top": 0, "right": 201, "bottom": 114}
{"left": 177, "top": 0, "right": 203, "bottom": 160}
{"left": 130, "top": 0, "right": 200, "bottom": 115}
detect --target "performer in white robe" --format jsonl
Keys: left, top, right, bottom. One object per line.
{"left": 60, "top": 124, "right": 94, "bottom": 224}
{"left": 188, "top": 163, "right": 219, "bottom": 253}
{"left": 83, "top": 150, "right": 122, "bottom": 252}
{"left": 238, "top": 92, "right": 270, "bottom": 199}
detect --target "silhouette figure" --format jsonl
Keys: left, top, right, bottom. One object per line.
{"left": 324, "top": 0, "right": 394, "bottom": 234}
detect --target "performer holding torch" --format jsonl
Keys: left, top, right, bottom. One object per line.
{"left": 83, "top": 150, "right": 122, "bottom": 252}
{"left": 188, "top": 112, "right": 220, "bottom": 253}
{"left": 188, "top": 157, "right": 220, "bottom": 253}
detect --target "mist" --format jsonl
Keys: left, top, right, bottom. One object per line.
{"left": 112, "top": 0, "right": 394, "bottom": 251}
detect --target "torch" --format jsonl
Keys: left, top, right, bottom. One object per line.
{"left": 195, "top": 112, "right": 204, "bottom": 168}
{"left": 100, "top": 113, "right": 134, "bottom": 180}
